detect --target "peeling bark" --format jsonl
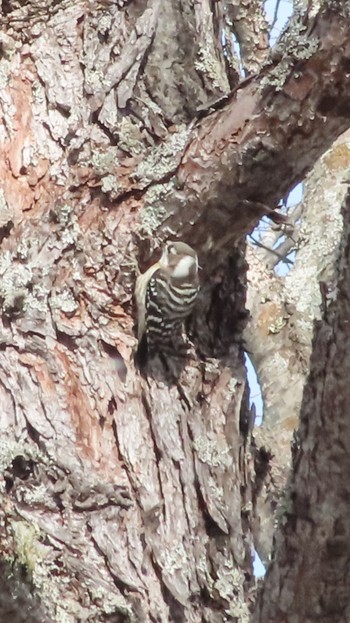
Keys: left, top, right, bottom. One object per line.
{"left": 246, "top": 130, "right": 348, "bottom": 565}
{"left": 225, "top": 0, "right": 270, "bottom": 74}
{"left": 0, "top": 3, "right": 253, "bottom": 621}
{"left": 253, "top": 188, "right": 350, "bottom": 622}
{"left": 0, "top": 0, "right": 349, "bottom": 621}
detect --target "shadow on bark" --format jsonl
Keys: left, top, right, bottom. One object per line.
{"left": 0, "top": 559, "right": 50, "bottom": 623}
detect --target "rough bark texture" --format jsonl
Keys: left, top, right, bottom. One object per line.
{"left": 0, "top": 2, "right": 251, "bottom": 622}
{"left": 225, "top": 0, "right": 269, "bottom": 74}
{"left": 253, "top": 189, "right": 350, "bottom": 623}
{"left": 0, "top": 0, "right": 349, "bottom": 622}
{"left": 151, "top": 2, "right": 350, "bottom": 257}
{"left": 246, "top": 131, "right": 348, "bottom": 565}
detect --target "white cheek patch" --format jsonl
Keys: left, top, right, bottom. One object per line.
{"left": 172, "top": 256, "right": 195, "bottom": 278}
{"left": 161, "top": 249, "right": 169, "bottom": 267}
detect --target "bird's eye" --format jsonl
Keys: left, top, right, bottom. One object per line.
{"left": 168, "top": 245, "right": 177, "bottom": 255}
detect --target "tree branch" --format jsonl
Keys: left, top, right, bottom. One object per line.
{"left": 225, "top": 0, "right": 270, "bottom": 74}
{"left": 145, "top": 3, "right": 350, "bottom": 263}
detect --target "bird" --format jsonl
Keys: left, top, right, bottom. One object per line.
{"left": 135, "top": 241, "right": 199, "bottom": 363}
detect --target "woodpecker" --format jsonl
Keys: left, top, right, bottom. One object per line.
{"left": 135, "top": 241, "right": 199, "bottom": 361}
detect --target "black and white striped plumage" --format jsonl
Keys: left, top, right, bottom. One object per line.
{"left": 135, "top": 241, "right": 199, "bottom": 359}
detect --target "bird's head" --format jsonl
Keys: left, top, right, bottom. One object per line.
{"left": 160, "top": 241, "right": 198, "bottom": 279}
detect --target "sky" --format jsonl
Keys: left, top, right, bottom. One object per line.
{"left": 265, "top": 0, "right": 293, "bottom": 41}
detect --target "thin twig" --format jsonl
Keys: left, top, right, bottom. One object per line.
{"left": 248, "top": 236, "right": 294, "bottom": 265}
{"left": 271, "top": 0, "right": 282, "bottom": 31}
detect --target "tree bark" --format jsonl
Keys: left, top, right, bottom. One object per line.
{"left": 246, "top": 130, "right": 349, "bottom": 565}
{"left": 253, "top": 188, "right": 350, "bottom": 623}
{"left": 0, "top": 1, "right": 350, "bottom": 622}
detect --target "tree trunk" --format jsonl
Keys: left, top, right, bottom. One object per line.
{"left": 246, "top": 130, "right": 348, "bottom": 565}
{"left": 253, "top": 187, "right": 350, "bottom": 623}
{"left": 0, "top": 1, "right": 350, "bottom": 622}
